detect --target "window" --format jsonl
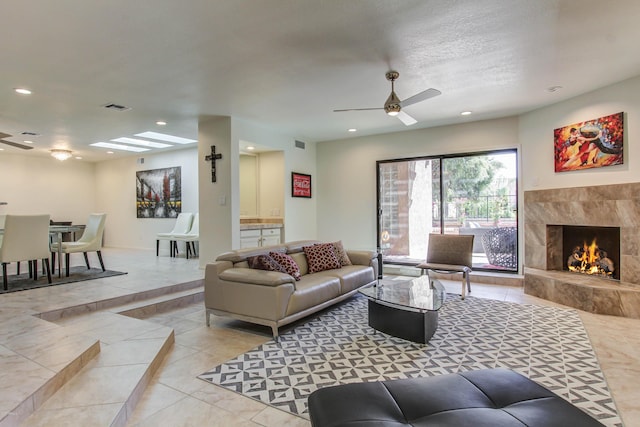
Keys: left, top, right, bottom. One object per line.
{"left": 377, "top": 149, "right": 518, "bottom": 273}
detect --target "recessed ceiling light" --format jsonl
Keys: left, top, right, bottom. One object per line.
{"left": 23, "top": 140, "right": 33, "bottom": 144}
{"left": 75, "top": 156, "right": 82, "bottom": 160}
{"left": 461, "top": 111, "right": 472, "bottom": 116}
{"left": 90, "top": 142, "right": 149, "bottom": 152}
{"left": 156, "top": 121, "right": 167, "bottom": 126}
{"left": 107, "top": 151, "right": 114, "bottom": 154}
{"left": 135, "top": 131, "right": 197, "bottom": 144}
{"left": 15, "top": 88, "right": 32, "bottom": 95}
{"left": 546, "top": 85, "right": 563, "bottom": 93}
{"left": 111, "top": 137, "right": 172, "bottom": 148}
{"left": 348, "top": 128, "right": 357, "bottom": 132}
{"left": 246, "top": 146, "right": 255, "bottom": 150}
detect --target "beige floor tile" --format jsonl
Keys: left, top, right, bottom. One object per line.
{"left": 21, "top": 402, "right": 123, "bottom": 427}
{"left": 129, "top": 395, "right": 259, "bottom": 427}
{"left": 93, "top": 338, "right": 170, "bottom": 367}
{"left": 2, "top": 248, "right": 637, "bottom": 426}
{"left": 252, "top": 406, "right": 311, "bottom": 427}
{"left": 40, "top": 364, "right": 148, "bottom": 410}
{"left": 191, "top": 383, "right": 267, "bottom": 420}
{"left": 126, "top": 380, "right": 187, "bottom": 425}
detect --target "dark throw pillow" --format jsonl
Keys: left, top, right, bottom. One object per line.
{"left": 248, "top": 254, "right": 286, "bottom": 273}
{"left": 269, "top": 251, "right": 302, "bottom": 280}
{"left": 304, "top": 243, "right": 342, "bottom": 273}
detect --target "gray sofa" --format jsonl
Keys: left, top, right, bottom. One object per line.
{"left": 204, "top": 240, "right": 378, "bottom": 338}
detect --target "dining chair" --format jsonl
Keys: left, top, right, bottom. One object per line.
{"left": 50, "top": 213, "right": 107, "bottom": 277}
{"left": 416, "top": 233, "right": 474, "bottom": 299}
{"left": 173, "top": 213, "right": 199, "bottom": 258}
{"left": 156, "top": 212, "right": 193, "bottom": 257}
{"left": 0, "top": 214, "right": 52, "bottom": 291}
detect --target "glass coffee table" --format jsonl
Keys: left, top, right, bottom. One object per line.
{"left": 359, "top": 275, "right": 445, "bottom": 344}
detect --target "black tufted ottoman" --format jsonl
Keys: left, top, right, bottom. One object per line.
{"left": 307, "top": 368, "right": 604, "bottom": 426}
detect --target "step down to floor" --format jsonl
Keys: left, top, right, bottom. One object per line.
{"left": 21, "top": 314, "right": 175, "bottom": 426}
{"left": 4, "top": 280, "right": 203, "bottom": 427}
{"left": 0, "top": 316, "right": 100, "bottom": 427}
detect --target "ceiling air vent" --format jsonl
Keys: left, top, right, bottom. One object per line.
{"left": 21, "top": 131, "right": 39, "bottom": 136}
{"left": 103, "top": 103, "right": 131, "bottom": 111}
{"left": 295, "top": 140, "right": 306, "bottom": 149}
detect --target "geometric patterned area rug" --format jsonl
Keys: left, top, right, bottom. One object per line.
{"left": 198, "top": 290, "right": 621, "bottom": 426}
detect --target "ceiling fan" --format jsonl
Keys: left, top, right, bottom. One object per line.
{"left": 0, "top": 132, "right": 33, "bottom": 150}
{"left": 333, "top": 70, "right": 441, "bottom": 126}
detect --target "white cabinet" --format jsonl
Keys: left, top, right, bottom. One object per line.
{"left": 240, "top": 227, "right": 281, "bottom": 248}
{"left": 240, "top": 229, "right": 261, "bottom": 248}
{"left": 261, "top": 228, "right": 281, "bottom": 246}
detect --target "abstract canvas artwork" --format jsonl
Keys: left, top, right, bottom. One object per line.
{"left": 136, "top": 167, "right": 182, "bottom": 218}
{"left": 554, "top": 112, "right": 624, "bottom": 172}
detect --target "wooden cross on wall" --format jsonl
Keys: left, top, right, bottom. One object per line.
{"left": 204, "top": 145, "right": 223, "bottom": 182}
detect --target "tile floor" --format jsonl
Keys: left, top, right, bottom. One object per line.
{"left": 1, "top": 248, "right": 639, "bottom": 426}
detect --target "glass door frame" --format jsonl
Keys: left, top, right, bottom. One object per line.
{"left": 376, "top": 148, "right": 519, "bottom": 274}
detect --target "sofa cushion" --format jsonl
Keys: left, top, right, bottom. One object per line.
{"left": 269, "top": 251, "right": 301, "bottom": 280}
{"left": 219, "top": 268, "right": 294, "bottom": 286}
{"left": 216, "top": 244, "right": 288, "bottom": 263}
{"left": 248, "top": 254, "right": 287, "bottom": 273}
{"left": 304, "top": 243, "right": 342, "bottom": 273}
{"left": 285, "top": 274, "right": 341, "bottom": 316}
{"left": 332, "top": 240, "right": 352, "bottom": 266}
{"left": 290, "top": 252, "right": 309, "bottom": 276}
{"left": 321, "top": 265, "right": 375, "bottom": 293}
{"left": 285, "top": 240, "right": 321, "bottom": 254}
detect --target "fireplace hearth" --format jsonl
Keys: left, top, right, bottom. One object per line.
{"left": 524, "top": 183, "right": 640, "bottom": 319}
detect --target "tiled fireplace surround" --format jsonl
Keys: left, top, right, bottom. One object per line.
{"left": 524, "top": 182, "right": 640, "bottom": 319}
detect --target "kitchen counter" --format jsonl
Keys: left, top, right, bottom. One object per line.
{"left": 240, "top": 223, "right": 283, "bottom": 230}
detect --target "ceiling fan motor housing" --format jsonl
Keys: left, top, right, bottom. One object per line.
{"left": 384, "top": 91, "right": 401, "bottom": 115}
{"left": 384, "top": 71, "right": 401, "bottom": 115}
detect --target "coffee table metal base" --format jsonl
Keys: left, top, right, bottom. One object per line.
{"left": 367, "top": 300, "right": 438, "bottom": 344}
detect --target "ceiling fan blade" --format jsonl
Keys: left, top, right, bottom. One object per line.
{"left": 333, "top": 107, "right": 383, "bottom": 112}
{"left": 401, "top": 88, "right": 441, "bottom": 108}
{"left": 397, "top": 111, "right": 417, "bottom": 126}
{"left": 0, "top": 139, "right": 34, "bottom": 150}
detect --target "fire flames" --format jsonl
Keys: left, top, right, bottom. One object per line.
{"left": 567, "top": 239, "right": 614, "bottom": 277}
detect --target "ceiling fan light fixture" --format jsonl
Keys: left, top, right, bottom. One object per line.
{"left": 50, "top": 149, "right": 73, "bottom": 161}
{"left": 384, "top": 89, "right": 401, "bottom": 116}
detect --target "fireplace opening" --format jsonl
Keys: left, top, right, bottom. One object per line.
{"left": 562, "top": 225, "right": 620, "bottom": 280}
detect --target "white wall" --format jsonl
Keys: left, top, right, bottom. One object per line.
{"left": 258, "top": 151, "right": 285, "bottom": 220}
{"left": 520, "top": 74, "right": 640, "bottom": 191}
{"left": 94, "top": 148, "right": 198, "bottom": 251}
{"left": 0, "top": 153, "right": 96, "bottom": 222}
{"left": 316, "top": 117, "right": 520, "bottom": 251}
{"left": 231, "top": 118, "right": 317, "bottom": 245}
{"left": 198, "top": 116, "right": 233, "bottom": 267}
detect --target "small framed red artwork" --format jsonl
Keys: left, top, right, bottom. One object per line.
{"left": 291, "top": 172, "right": 311, "bottom": 198}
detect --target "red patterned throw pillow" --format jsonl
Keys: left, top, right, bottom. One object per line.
{"left": 248, "top": 254, "right": 286, "bottom": 273}
{"left": 304, "top": 243, "right": 342, "bottom": 273}
{"left": 332, "top": 240, "right": 352, "bottom": 266}
{"left": 269, "top": 251, "right": 301, "bottom": 281}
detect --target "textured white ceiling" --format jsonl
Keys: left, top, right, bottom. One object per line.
{"left": 1, "top": 0, "right": 640, "bottom": 161}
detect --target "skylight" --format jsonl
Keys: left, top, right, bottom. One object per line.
{"left": 111, "top": 137, "right": 172, "bottom": 148}
{"left": 135, "top": 131, "right": 197, "bottom": 144}
{"left": 90, "top": 142, "right": 150, "bottom": 152}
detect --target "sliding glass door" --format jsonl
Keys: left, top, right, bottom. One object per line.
{"left": 377, "top": 149, "right": 518, "bottom": 272}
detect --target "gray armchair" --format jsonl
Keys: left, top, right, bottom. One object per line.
{"left": 416, "top": 233, "right": 474, "bottom": 299}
